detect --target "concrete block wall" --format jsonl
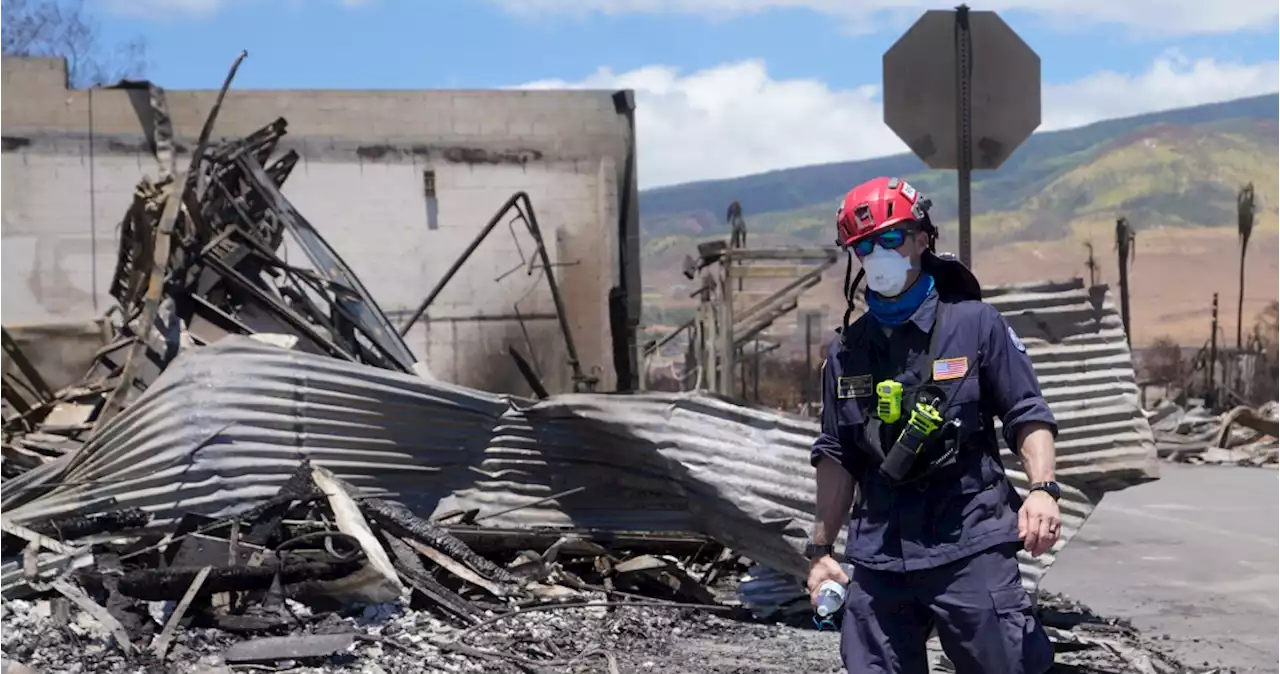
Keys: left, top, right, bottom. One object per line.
{"left": 1, "top": 57, "right": 641, "bottom": 395}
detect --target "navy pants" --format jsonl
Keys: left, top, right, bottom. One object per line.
{"left": 840, "top": 543, "right": 1054, "bottom": 674}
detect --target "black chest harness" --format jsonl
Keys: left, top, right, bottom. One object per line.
{"left": 835, "top": 251, "right": 988, "bottom": 487}
{"left": 853, "top": 301, "right": 979, "bottom": 486}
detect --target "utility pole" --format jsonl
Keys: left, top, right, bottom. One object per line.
{"left": 1208, "top": 293, "right": 1219, "bottom": 408}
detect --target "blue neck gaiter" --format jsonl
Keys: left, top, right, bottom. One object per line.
{"left": 866, "top": 273, "right": 934, "bottom": 327}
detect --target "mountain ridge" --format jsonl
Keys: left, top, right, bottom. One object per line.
{"left": 635, "top": 93, "right": 1280, "bottom": 346}
{"left": 639, "top": 94, "right": 1279, "bottom": 228}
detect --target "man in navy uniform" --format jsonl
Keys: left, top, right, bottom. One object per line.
{"left": 805, "top": 177, "right": 1062, "bottom": 674}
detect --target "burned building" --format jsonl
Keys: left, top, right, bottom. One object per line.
{"left": 1, "top": 56, "right": 640, "bottom": 395}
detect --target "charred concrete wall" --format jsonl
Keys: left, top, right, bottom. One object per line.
{"left": 0, "top": 57, "right": 641, "bottom": 394}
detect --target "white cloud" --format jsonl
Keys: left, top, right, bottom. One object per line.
{"left": 520, "top": 60, "right": 897, "bottom": 188}
{"left": 102, "top": 0, "right": 224, "bottom": 16}
{"left": 1043, "top": 51, "right": 1280, "bottom": 128}
{"left": 490, "top": 0, "right": 1278, "bottom": 37}
{"left": 517, "top": 54, "right": 1279, "bottom": 189}
{"left": 102, "top": 0, "right": 368, "bottom": 18}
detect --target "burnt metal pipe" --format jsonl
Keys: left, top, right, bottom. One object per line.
{"left": 399, "top": 191, "right": 594, "bottom": 392}
{"left": 398, "top": 192, "right": 524, "bottom": 337}
{"left": 520, "top": 195, "right": 594, "bottom": 391}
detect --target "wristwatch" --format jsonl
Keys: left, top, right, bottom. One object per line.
{"left": 1028, "top": 481, "right": 1061, "bottom": 501}
{"left": 804, "top": 541, "right": 833, "bottom": 560}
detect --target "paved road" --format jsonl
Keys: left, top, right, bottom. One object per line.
{"left": 1044, "top": 463, "right": 1279, "bottom": 673}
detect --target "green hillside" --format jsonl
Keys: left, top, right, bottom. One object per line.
{"left": 639, "top": 95, "right": 1279, "bottom": 267}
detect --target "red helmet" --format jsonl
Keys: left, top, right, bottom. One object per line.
{"left": 835, "top": 176, "right": 933, "bottom": 247}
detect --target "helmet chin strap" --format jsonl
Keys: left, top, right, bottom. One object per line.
{"left": 841, "top": 249, "right": 864, "bottom": 332}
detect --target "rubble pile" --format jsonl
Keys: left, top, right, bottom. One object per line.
{"left": 1149, "top": 400, "right": 1279, "bottom": 467}
{"left": 0, "top": 491, "right": 1225, "bottom": 674}
{"left": 0, "top": 458, "right": 1222, "bottom": 674}
{"left": 1, "top": 460, "right": 743, "bottom": 673}
{"left": 1035, "top": 593, "right": 1226, "bottom": 674}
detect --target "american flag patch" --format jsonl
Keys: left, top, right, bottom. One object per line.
{"left": 932, "top": 357, "right": 969, "bottom": 381}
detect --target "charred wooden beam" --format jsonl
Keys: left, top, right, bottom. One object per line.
{"left": 443, "top": 525, "right": 717, "bottom": 559}
{"left": 2, "top": 509, "right": 153, "bottom": 555}
{"left": 382, "top": 533, "right": 482, "bottom": 625}
{"left": 82, "top": 558, "right": 363, "bottom": 601}
{"left": 360, "top": 498, "right": 519, "bottom": 584}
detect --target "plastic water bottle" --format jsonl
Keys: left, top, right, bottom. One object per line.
{"left": 814, "top": 563, "right": 856, "bottom": 618}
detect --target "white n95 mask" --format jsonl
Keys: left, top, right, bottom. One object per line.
{"left": 861, "top": 245, "right": 913, "bottom": 297}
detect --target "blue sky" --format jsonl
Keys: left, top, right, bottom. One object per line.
{"left": 92, "top": 0, "right": 1280, "bottom": 187}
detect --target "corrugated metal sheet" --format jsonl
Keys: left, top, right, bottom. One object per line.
{"left": 3, "top": 339, "right": 825, "bottom": 578}
{"left": 449, "top": 280, "right": 1150, "bottom": 580}
{"left": 2, "top": 279, "right": 1155, "bottom": 594}
{"left": 444, "top": 388, "right": 1099, "bottom": 587}
{"left": 983, "top": 279, "right": 1160, "bottom": 489}
{"left": 2, "top": 339, "right": 508, "bottom": 521}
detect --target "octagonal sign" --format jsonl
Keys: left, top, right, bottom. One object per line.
{"left": 883, "top": 10, "right": 1041, "bottom": 171}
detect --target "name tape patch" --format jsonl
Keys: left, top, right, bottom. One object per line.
{"left": 837, "top": 374, "right": 874, "bottom": 399}
{"left": 932, "top": 357, "right": 969, "bottom": 381}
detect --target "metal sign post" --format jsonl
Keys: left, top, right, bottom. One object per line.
{"left": 883, "top": 6, "right": 1041, "bottom": 269}
{"left": 954, "top": 6, "right": 973, "bottom": 266}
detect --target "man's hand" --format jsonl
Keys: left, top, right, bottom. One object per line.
{"left": 1014, "top": 422, "right": 1059, "bottom": 557}
{"left": 1018, "top": 490, "right": 1061, "bottom": 556}
{"left": 806, "top": 556, "right": 850, "bottom": 608}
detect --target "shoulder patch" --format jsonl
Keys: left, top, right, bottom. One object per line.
{"left": 1008, "top": 325, "right": 1027, "bottom": 353}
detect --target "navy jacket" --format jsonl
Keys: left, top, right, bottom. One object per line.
{"left": 810, "top": 288, "right": 1057, "bottom": 572}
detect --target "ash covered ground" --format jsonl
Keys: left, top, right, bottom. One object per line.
{"left": 2, "top": 590, "right": 1223, "bottom": 674}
